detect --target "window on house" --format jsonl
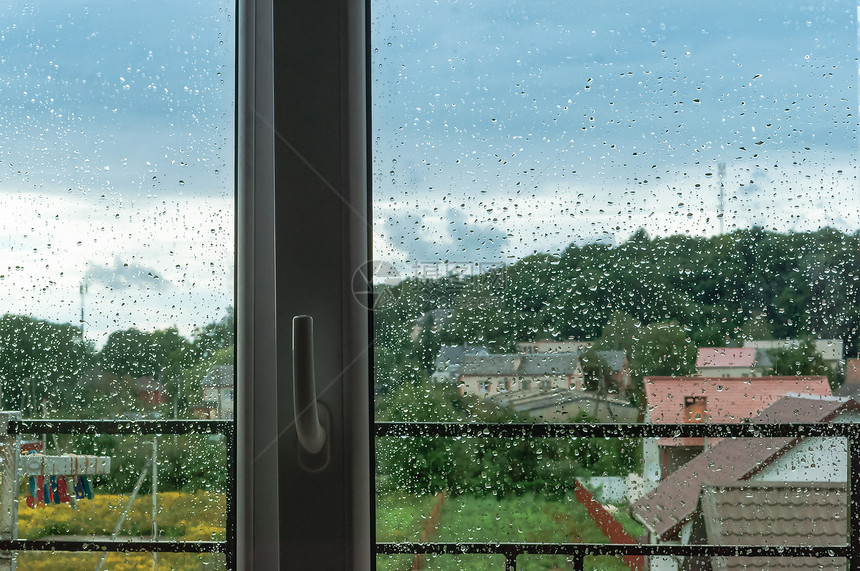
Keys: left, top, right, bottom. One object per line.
{"left": 684, "top": 397, "right": 708, "bottom": 423}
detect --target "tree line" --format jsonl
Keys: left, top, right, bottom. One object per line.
{"left": 0, "top": 310, "right": 234, "bottom": 493}
{"left": 0, "top": 309, "right": 234, "bottom": 419}
{"left": 374, "top": 226, "right": 859, "bottom": 397}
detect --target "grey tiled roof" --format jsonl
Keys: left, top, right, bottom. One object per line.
{"left": 434, "top": 345, "right": 489, "bottom": 372}
{"left": 701, "top": 483, "right": 846, "bottom": 571}
{"left": 459, "top": 350, "right": 626, "bottom": 377}
{"left": 520, "top": 354, "right": 580, "bottom": 375}
{"left": 834, "top": 382, "right": 860, "bottom": 399}
{"left": 460, "top": 354, "right": 518, "bottom": 376}
{"left": 460, "top": 353, "right": 580, "bottom": 376}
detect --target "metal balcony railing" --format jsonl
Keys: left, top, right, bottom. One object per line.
{"left": 375, "top": 421, "right": 860, "bottom": 571}
{"left": 4, "top": 419, "right": 234, "bottom": 567}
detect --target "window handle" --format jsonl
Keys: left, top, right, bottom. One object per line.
{"left": 292, "top": 315, "right": 328, "bottom": 458}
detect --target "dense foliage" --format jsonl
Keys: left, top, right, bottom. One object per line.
{"left": 374, "top": 227, "right": 860, "bottom": 396}
{"left": 375, "top": 382, "right": 641, "bottom": 497}
{"left": 0, "top": 310, "right": 234, "bottom": 492}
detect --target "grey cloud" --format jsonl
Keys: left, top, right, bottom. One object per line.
{"left": 383, "top": 207, "right": 508, "bottom": 265}
{"left": 84, "top": 257, "right": 172, "bottom": 290}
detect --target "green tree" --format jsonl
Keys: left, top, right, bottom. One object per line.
{"left": 415, "top": 311, "right": 442, "bottom": 375}
{"left": 767, "top": 338, "right": 832, "bottom": 380}
{"left": 595, "top": 312, "right": 638, "bottom": 355}
{"left": 375, "top": 381, "right": 586, "bottom": 497}
{"left": 100, "top": 328, "right": 163, "bottom": 379}
{"left": 578, "top": 348, "right": 614, "bottom": 395}
{"left": 375, "top": 381, "right": 480, "bottom": 495}
{"left": 191, "top": 307, "right": 235, "bottom": 361}
{"left": 740, "top": 313, "right": 775, "bottom": 343}
{"left": 629, "top": 322, "right": 697, "bottom": 406}
{"left": 0, "top": 314, "right": 94, "bottom": 416}
{"left": 631, "top": 322, "right": 697, "bottom": 378}
{"left": 99, "top": 326, "right": 196, "bottom": 416}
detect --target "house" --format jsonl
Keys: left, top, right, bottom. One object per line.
{"left": 503, "top": 387, "right": 640, "bottom": 423}
{"left": 642, "top": 375, "right": 831, "bottom": 480}
{"left": 459, "top": 353, "right": 581, "bottom": 397}
{"left": 513, "top": 343, "right": 631, "bottom": 393}
{"left": 195, "top": 364, "right": 234, "bottom": 420}
{"left": 744, "top": 338, "right": 844, "bottom": 370}
{"left": 135, "top": 376, "right": 168, "bottom": 405}
{"left": 846, "top": 357, "right": 860, "bottom": 384}
{"left": 600, "top": 350, "right": 632, "bottom": 394}
{"left": 458, "top": 349, "right": 636, "bottom": 421}
{"left": 834, "top": 358, "right": 860, "bottom": 400}
{"left": 631, "top": 395, "right": 860, "bottom": 571}
{"left": 694, "top": 347, "right": 764, "bottom": 377}
{"left": 431, "top": 344, "right": 490, "bottom": 385}
{"left": 458, "top": 349, "right": 629, "bottom": 396}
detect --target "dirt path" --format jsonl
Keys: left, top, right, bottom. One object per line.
{"left": 411, "top": 490, "right": 446, "bottom": 571}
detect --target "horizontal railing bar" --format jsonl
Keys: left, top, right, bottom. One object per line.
{"left": 9, "top": 420, "right": 233, "bottom": 436}
{"left": 375, "top": 542, "right": 851, "bottom": 558}
{"left": 0, "top": 539, "right": 226, "bottom": 553}
{"left": 375, "top": 421, "right": 854, "bottom": 438}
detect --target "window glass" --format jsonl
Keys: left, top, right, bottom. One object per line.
{"left": 372, "top": 0, "right": 857, "bottom": 565}
{"left": 1, "top": 0, "right": 234, "bottom": 561}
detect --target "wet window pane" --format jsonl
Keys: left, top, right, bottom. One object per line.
{"left": 1, "top": 0, "right": 234, "bottom": 560}
{"left": 371, "top": 0, "right": 857, "bottom": 565}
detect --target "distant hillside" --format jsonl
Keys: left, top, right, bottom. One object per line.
{"left": 373, "top": 227, "right": 860, "bottom": 391}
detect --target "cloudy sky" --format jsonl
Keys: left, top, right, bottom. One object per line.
{"left": 0, "top": 1, "right": 857, "bottom": 344}
{"left": 372, "top": 0, "right": 859, "bottom": 272}
{"left": 0, "top": 0, "right": 233, "bottom": 346}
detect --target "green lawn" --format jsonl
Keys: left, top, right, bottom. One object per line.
{"left": 376, "top": 492, "right": 633, "bottom": 571}
{"left": 376, "top": 492, "right": 439, "bottom": 571}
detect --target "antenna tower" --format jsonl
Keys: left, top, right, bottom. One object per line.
{"left": 717, "top": 162, "right": 726, "bottom": 235}
{"left": 80, "top": 283, "right": 87, "bottom": 342}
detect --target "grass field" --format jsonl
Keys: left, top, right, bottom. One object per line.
{"left": 376, "top": 492, "right": 633, "bottom": 571}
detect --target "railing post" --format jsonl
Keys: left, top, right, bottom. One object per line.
{"left": 850, "top": 432, "right": 860, "bottom": 571}
{"left": 504, "top": 552, "right": 517, "bottom": 571}
{"left": 571, "top": 550, "right": 584, "bottom": 571}
{"left": 225, "top": 423, "right": 236, "bottom": 570}
{"left": 0, "top": 412, "right": 20, "bottom": 571}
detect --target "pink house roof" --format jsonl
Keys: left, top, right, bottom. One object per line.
{"left": 696, "top": 347, "right": 756, "bottom": 369}
{"left": 645, "top": 375, "right": 832, "bottom": 425}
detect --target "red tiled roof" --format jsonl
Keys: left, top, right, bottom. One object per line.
{"left": 645, "top": 375, "right": 831, "bottom": 424}
{"left": 630, "top": 395, "right": 859, "bottom": 539}
{"left": 696, "top": 347, "right": 757, "bottom": 369}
